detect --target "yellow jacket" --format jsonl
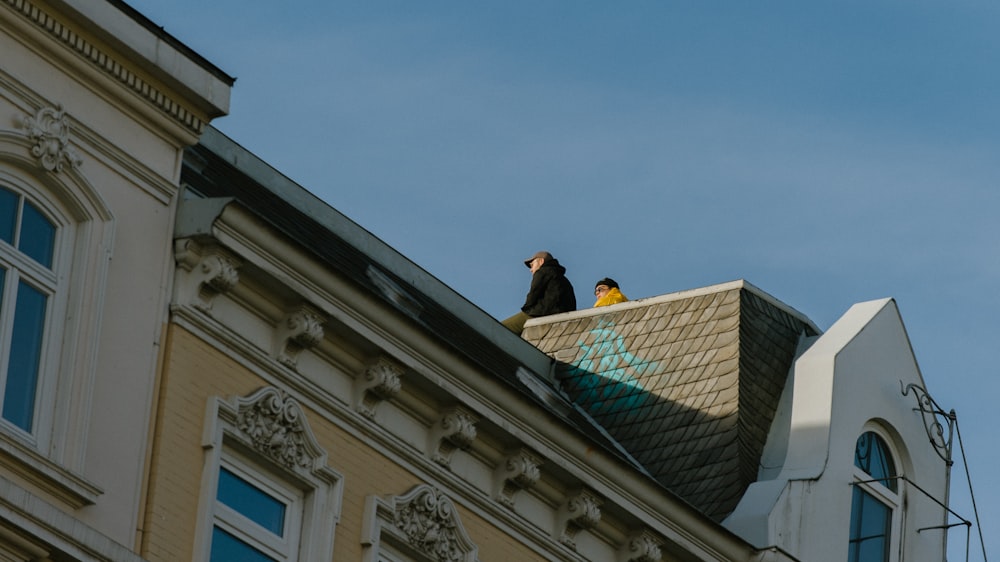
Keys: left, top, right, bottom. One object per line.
{"left": 594, "top": 287, "right": 628, "bottom": 307}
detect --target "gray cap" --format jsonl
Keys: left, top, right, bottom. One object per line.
{"left": 524, "top": 251, "right": 553, "bottom": 268}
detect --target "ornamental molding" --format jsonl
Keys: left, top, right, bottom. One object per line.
{"left": 203, "top": 388, "right": 342, "bottom": 561}
{"left": 493, "top": 448, "right": 541, "bottom": 508}
{"left": 173, "top": 239, "right": 241, "bottom": 313}
{"left": 362, "top": 484, "right": 478, "bottom": 562}
{"left": 20, "top": 104, "right": 81, "bottom": 172}
{"left": 428, "top": 406, "right": 478, "bottom": 467}
{"left": 618, "top": 530, "right": 663, "bottom": 562}
{"left": 354, "top": 356, "right": 404, "bottom": 418}
{"left": 274, "top": 305, "right": 325, "bottom": 369}
{"left": 3, "top": 0, "right": 208, "bottom": 135}
{"left": 227, "top": 387, "right": 325, "bottom": 471}
{"left": 557, "top": 488, "right": 602, "bottom": 549}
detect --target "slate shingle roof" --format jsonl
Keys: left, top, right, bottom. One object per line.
{"left": 522, "top": 281, "right": 819, "bottom": 521}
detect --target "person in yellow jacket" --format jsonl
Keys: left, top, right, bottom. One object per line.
{"left": 593, "top": 278, "right": 628, "bottom": 307}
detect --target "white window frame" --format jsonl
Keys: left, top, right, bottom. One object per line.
{"left": 0, "top": 182, "right": 64, "bottom": 439}
{"left": 850, "top": 427, "right": 904, "bottom": 562}
{"left": 210, "top": 451, "right": 304, "bottom": 561}
{"left": 0, "top": 137, "right": 113, "bottom": 508}
{"left": 195, "top": 387, "right": 343, "bottom": 562}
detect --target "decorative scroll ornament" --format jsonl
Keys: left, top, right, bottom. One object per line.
{"left": 275, "top": 307, "right": 325, "bottom": 368}
{"left": 901, "top": 382, "right": 955, "bottom": 465}
{"left": 173, "top": 240, "right": 241, "bottom": 313}
{"left": 236, "top": 388, "right": 314, "bottom": 469}
{"left": 618, "top": 530, "right": 663, "bottom": 562}
{"left": 201, "top": 255, "right": 240, "bottom": 294}
{"left": 22, "top": 104, "right": 82, "bottom": 172}
{"left": 354, "top": 356, "right": 404, "bottom": 418}
{"left": 392, "top": 486, "right": 474, "bottom": 562}
{"left": 557, "top": 489, "right": 602, "bottom": 549}
{"left": 493, "top": 449, "right": 541, "bottom": 508}
{"left": 429, "top": 407, "right": 478, "bottom": 467}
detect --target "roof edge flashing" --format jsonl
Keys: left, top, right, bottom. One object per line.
{"left": 526, "top": 279, "right": 819, "bottom": 333}
{"left": 174, "top": 196, "right": 235, "bottom": 238}
{"left": 190, "top": 130, "right": 554, "bottom": 375}
{"left": 55, "top": 0, "right": 233, "bottom": 116}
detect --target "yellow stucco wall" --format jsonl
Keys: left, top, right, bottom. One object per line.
{"left": 141, "top": 323, "right": 546, "bottom": 561}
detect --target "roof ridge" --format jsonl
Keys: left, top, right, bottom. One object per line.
{"left": 526, "top": 279, "right": 819, "bottom": 334}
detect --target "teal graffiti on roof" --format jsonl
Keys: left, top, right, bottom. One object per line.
{"left": 564, "top": 319, "right": 658, "bottom": 415}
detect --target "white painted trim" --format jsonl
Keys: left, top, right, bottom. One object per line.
{"left": 0, "top": 139, "right": 113, "bottom": 503}
{"left": 194, "top": 388, "right": 344, "bottom": 562}
{"left": 0, "top": 475, "right": 142, "bottom": 561}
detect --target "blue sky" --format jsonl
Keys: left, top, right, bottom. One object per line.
{"left": 128, "top": 1, "right": 997, "bottom": 558}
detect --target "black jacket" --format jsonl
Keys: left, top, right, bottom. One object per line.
{"left": 521, "top": 259, "right": 576, "bottom": 317}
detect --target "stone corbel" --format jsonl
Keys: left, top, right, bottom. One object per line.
{"left": 428, "top": 406, "right": 478, "bottom": 467}
{"left": 556, "top": 488, "right": 602, "bottom": 550}
{"left": 493, "top": 448, "right": 541, "bottom": 508}
{"left": 353, "top": 356, "right": 403, "bottom": 418}
{"left": 274, "top": 305, "right": 325, "bottom": 369}
{"left": 21, "top": 104, "right": 82, "bottom": 173}
{"left": 174, "top": 239, "right": 241, "bottom": 313}
{"left": 618, "top": 530, "right": 663, "bottom": 562}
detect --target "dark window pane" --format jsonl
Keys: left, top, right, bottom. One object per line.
{"left": 849, "top": 487, "right": 892, "bottom": 562}
{"left": 217, "top": 467, "right": 286, "bottom": 535}
{"left": 209, "top": 527, "right": 278, "bottom": 562}
{"left": 854, "top": 432, "right": 897, "bottom": 492}
{"left": 19, "top": 201, "right": 55, "bottom": 268}
{"left": 0, "top": 188, "right": 16, "bottom": 244}
{"left": 3, "top": 281, "right": 47, "bottom": 432}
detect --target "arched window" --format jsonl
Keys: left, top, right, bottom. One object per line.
{"left": 0, "top": 185, "right": 58, "bottom": 433}
{"left": 0, "top": 131, "right": 113, "bottom": 507}
{"left": 849, "top": 431, "right": 900, "bottom": 562}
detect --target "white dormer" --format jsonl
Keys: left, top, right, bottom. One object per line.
{"left": 725, "top": 298, "right": 950, "bottom": 562}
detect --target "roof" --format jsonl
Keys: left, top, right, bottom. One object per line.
{"left": 179, "top": 128, "right": 646, "bottom": 472}
{"left": 522, "top": 281, "right": 820, "bottom": 521}
{"left": 181, "top": 127, "right": 823, "bottom": 526}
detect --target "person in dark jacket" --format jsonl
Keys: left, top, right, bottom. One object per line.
{"left": 502, "top": 251, "right": 576, "bottom": 335}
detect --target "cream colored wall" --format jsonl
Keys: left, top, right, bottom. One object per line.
{"left": 0, "top": 0, "right": 230, "bottom": 550}
{"left": 143, "top": 324, "right": 547, "bottom": 562}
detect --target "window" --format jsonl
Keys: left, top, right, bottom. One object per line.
{"left": 197, "top": 388, "right": 343, "bottom": 562}
{"left": 0, "top": 135, "right": 112, "bottom": 508}
{"left": 0, "top": 185, "right": 57, "bottom": 434}
{"left": 849, "top": 431, "right": 900, "bottom": 562}
{"left": 209, "top": 456, "right": 303, "bottom": 562}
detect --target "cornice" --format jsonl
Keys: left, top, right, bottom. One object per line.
{"left": 169, "top": 298, "right": 749, "bottom": 561}
{"left": 0, "top": 430, "right": 102, "bottom": 510}
{"left": 2, "top": 0, "right": 209, "bottom": 136}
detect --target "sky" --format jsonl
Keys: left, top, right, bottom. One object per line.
{"left": 126, "top": 2, "right": 996, "bottom": 558}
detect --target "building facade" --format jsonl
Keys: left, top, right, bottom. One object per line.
{"left": 0, "top": 1, "right": 954, "bottom": 561}
{"left": 0, "top": 0, "right": 230, "bottom": 558}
